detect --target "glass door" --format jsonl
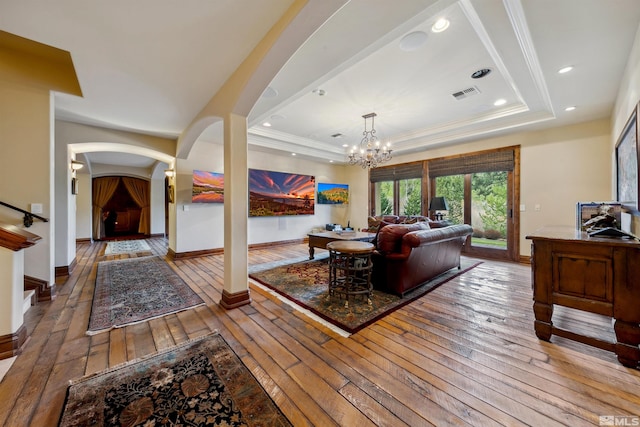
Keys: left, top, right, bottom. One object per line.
{"left": 435, "top": 171, "right": 514, "bottom": 260}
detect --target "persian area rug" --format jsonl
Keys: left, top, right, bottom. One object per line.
{"left": 58, "top": 333, "right": 292, "bottom": 427}
{"left": 250, "top": 258, "right": 481, "bottom": 334}
{"left": 104, "top": 239, "right": 151, "bottom": 255}
{"left": 88, "top": 256, "right": 205, "bottom": 335}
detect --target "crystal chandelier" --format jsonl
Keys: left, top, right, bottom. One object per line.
{"left": 348, "top": 112, "right": 392, "bottom": 169}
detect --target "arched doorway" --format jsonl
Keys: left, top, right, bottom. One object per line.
{"left": 93, "top": 176, "right": 150, "bottom": 240}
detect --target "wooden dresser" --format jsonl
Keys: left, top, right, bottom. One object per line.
{"left": 526, "top": 226, "right": 640, "bottom": 368}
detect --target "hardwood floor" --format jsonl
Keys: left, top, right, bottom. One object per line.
{"left": 1, "top": 237, "right": 639, "bottom": 426}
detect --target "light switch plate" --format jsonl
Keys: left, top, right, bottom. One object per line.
{"left": 31, "top": 203, "right": 43, "bottom": 214}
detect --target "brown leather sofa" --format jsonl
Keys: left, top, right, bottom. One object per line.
{"left": 371, "top": 222, "right": 473, "bottom": 296}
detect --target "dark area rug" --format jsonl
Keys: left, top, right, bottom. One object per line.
{"left": 58, "top": 333, "right": 292, "bottom": 427}
{"left": 88, "top": 256, "right": 205, "bottom": 335}
{"left": 249, "top": 258, "right": 481, "bottom": 334}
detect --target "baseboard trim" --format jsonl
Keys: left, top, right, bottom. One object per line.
{"left": 76, "top": 238, "right": 92, "bottom": 243}
{"left": 220, "top": 289, "right": 251, "bottom": 310}
{"left": 55, "top": 257, "right": 77, "bottom": 277}
{"left": 168, "top": 238, "right": 307, "bottom": 260}
{"left": 0, "top": 324, "right": 27, "bottom": 360}
{"left": 519, "top": 255, "right": 531, "bottom": 264}
{"left": 24, "top": 275, "right": 55, "bottom": 302}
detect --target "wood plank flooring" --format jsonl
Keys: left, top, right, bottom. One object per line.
{"left": 1, "top": 237, "right": 639, "bottom": 426}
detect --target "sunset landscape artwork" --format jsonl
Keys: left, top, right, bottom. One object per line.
{"left": 249, "top": 169, "right": 315, "bottom": 216}
{"left": 317, "top": 182, "right": 349, "bottom": 205}
{"left": 192, "top": 170, "right": 224, "bottom": 203}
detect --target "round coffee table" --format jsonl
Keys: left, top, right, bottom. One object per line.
{"left": 326, "top": 240, "right": 374, "bottom": 308}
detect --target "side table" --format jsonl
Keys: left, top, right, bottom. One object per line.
{"left": 326, "top": 240, "right": 374, "bottom": 308}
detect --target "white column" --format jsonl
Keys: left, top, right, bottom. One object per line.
{"left": 220, "top": 113, "right": 250, "bottom": 308}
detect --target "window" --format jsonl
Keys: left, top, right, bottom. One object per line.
{"left": 370, "top": 163, "right": 423, "bottom": 216}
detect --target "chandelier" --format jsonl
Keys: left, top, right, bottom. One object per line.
{"left": 348, "top": 112, "right": 392, "bottom": 169}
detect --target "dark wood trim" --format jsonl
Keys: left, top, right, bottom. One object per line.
{"left": 54, "top": 257, "right": 77, "bottom": 277}
{"left": 24, "top": 275, "right": 55, "bottom": 302}
{"left": 0, "top": 324, "right": 27, "bottom": 360}
{"left": 167, "top": 247, "right": 224, "bottom": 260}
{"left": 519, "top": 255, "right": 531, "bottom": 264}
{"left": 168, "top": 238, "right": 306, "bottom": 260}
{"left": 249, "top": 238, "right": 305, "bottom": 250}
{"left": 219, "top": 289, "right": 251, "bottom": 310}
{"left": 0, "top": 223, "right": 41, "bottom": 251}
{"left": 76, "top": 238, "right": 92, "bottom": 243}
{"left": 149, "top": 233, "right": 165, "bottom": 238}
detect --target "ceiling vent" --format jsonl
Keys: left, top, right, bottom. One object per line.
{"left": 452, "top": 86, "right": 480, "bottom": 100}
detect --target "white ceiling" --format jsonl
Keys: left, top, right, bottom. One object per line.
{"left": 2, "top": 0, "right": 640, "bottom": 167}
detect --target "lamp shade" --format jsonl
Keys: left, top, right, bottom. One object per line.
{"left": 429, "top": 196, "right": 449, "bottom": 211}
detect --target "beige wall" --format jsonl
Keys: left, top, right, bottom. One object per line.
{"left": 612, "top": 23, "right": 640, "bottom": 233}
{"left": 0, "top": 81, "right": 54, "bottom": 284}
{"left": 348, "top": 118, "right": 612, "bottom": 257}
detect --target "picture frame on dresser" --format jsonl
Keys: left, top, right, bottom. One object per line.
{"left": 615, "top": 102, "right": 640, "bottom": 211}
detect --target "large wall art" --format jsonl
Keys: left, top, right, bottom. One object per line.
{"left": 616, "top": 103, "right": 639, "bottom": 211}
{"left": 249, "top": 169, "right": 315, "bottom": 216}
{"left": 192, "top": 170, "right": 224, "bottom": 203}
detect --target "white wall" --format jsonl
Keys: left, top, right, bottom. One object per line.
{"left": 173, "top": 140, "right": 348, "bottom": 253}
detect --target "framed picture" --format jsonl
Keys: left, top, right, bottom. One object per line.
{"left": 616, "top": 103, "right": 639, "bottom": 211}
{"left": 249, "top": 169, "right": 315, "bottom": 216}
{"left": 317, "top": 182, "right": 349, "bottom": 204}
{"left": 71, "top": 177, "right": 78, "bottom": 195}
{"left": 167, "top": 185, "right": 175, "bottom": 204}
{"left": 192, "top": 170, "right": 224, "bottom": 203}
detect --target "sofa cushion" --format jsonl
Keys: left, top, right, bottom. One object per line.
{"left": 373, "top": 220, "right": 394, "bottom": 248}
{"left": 376, "top": 222, "right": 430, "bottom": 254}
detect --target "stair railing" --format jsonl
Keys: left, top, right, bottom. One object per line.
{"left": 0, "top": 201, "right": 49, "bottom": 227}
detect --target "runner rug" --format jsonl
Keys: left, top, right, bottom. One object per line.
{"left": 87, "top": 256, "right": 205, "bottom": 335}
{"left": 250, "top": 258, "right": 481, "bottom": 334}
{"left": 104, "top": 239, "right": 151, "bottom": 255}
{"left": 58, "top": 333, "right": 292, "bottom": 427}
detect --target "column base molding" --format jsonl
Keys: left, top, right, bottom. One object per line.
{"left": 0, "top": 324, "right": 27, "bottom": 360}
{"left": 219, "top": 289, "right": 251, "bottom": 310}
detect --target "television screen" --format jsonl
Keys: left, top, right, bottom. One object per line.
{"left": 249, "top": 169, "right": 315, "bottom": 216}
{"left": 192, "top": 170, "right": 224, "bottom": 203}
{"left": 317, "top": 182, "right": 349, "bottom": 205}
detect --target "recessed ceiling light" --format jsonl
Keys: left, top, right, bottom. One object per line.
{"left": 432, "top": 18, "right": 449, "bottom": 33}
{"left": 399, "top": 31, "right": 428, "bottom": 51}
{"left": 494, "top": 98, "right": 507, "bottom": 106}
{"left": 342, "top": 144, "right": 349, "bottom": 148}
{"left": 329, "top": 160, "right": 334, "bottom": 163}
{"left": 291, "top": 153, "right": 296, "bottom": 156}
{"left": 471, "top": 68, "right": 492, "bottom": 79}
{"left": 262, "top": 122, "right": 271, "bottom": 127}
{"left": 558, "top": 66, "right": 573, "bottom": 74}
{"left": 565, "top": 106, "right": 576, "bottom": 111}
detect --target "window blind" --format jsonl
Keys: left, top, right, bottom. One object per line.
{"left": 428, "top": 149, "right": 514, "bottom": 177}
{"left": 369, "top": 162, "right": 423, "bottom": 182}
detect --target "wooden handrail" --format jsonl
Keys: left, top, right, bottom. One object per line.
{"left": 0, "top": 201, "right": 49, "bottom": 228}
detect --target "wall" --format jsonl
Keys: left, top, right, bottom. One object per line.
{"left": 173, "top": 139, "right": 347, "bottom": 253}
{"left": 0, "top": 81, "right": 54, "bottom": 284}
{"left": 75, "top": 170, "right": 92, "bottom": 240}
{"left": 362, "top": 118, "right": 612, "bottom": 257}
{"left": 612, "top": 22, "right": 640, "bottom": 233}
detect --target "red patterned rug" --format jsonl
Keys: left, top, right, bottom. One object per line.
{"left": 58, "top": 333, "right": 291, "bottom": 426}
{"left": 88, "top": 256, "right": 205, "bottom": 335}
{"left": 249, "top": 258, "right": 481, "bottom": 334}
